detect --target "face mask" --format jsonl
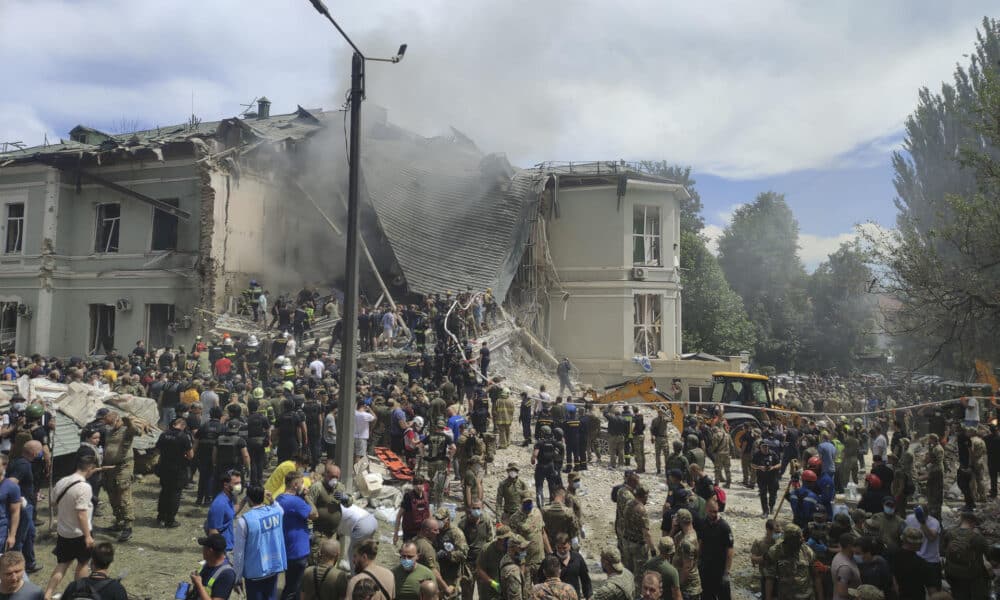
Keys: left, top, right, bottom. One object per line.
{"left": 772, "top": 533, "right": 782, "bottom": 541}
{"left": 400, "top": 558, "right": 415, "bottom": 571}
{"left": 573, "top": 482, "right": 581, "bottom": 489}
{"left": 508, "top": 471, "right": 517, "bottom": 479}
{"left": 35, "top": 451, "right": 44, "bottom": 461}
{"left": 231, "top": 484, "right": 243, "bottom": 495}
{"left": 470, "top": 509, "right": 482, "bottom": 519}
{"left": 522, "top": 502, "right": 533, "bottom": 513}
{"left": 515, "top": 551, "right": 528, "bottom": 563}
{"left": 853, "top": 554, "right": 864, "bottom": 563}
{"left": 556, "top": 550, "right": 569, "bottom": 559}
{"left": 883, "top": 508, "right": 893, "bottom": 515}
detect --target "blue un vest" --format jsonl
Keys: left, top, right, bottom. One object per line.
{"left": 242, "top": 504, "right": 287, "bottom": 579}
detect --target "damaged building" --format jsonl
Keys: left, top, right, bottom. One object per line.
{"left": 0, "top": 100, "right": 737, "bottom": 390}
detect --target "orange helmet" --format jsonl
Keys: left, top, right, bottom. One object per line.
{"left": 801, "top": 470, "right": 817, "bottom": 482}
{"left": 807, "top": 456, "right": 822, "bottom": 470}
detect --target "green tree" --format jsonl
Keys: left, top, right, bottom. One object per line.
{"left": 717, "top": 191, "right": 810, "bottom": 370}
{"left": 806, "top": 242, "right": 877, "bottom": 370}
{"left": 866, "top": 18, "right": 1000, "bottom": 370}
{"left": 680, "top": 230, "right": 756, "bottom": 355}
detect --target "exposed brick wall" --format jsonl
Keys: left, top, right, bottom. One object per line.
{"left": 195, "top": 162, "right": 217, "bottom": 335}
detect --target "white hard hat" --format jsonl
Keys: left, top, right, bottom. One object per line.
{"left": 283, "top": 358, "right": 292, "bottom": 367}
{"left": 413, "top": 416, "right": 424, "bottom": 430}
{"left": 223, "top": 337, "right": 234, "bottom": 347}
{"left": 247, "top": 335, "right": 259, "bottom": 347}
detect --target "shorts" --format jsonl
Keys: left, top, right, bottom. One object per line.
{"left": 354, "top": 438, "right": 368, "bottom": 457}
{"left": 925, "top": 561, "right": 942, "bottom": 589}
{"left": 53, "top": 535, "right": 91, "bottom": 564}
{"left": 383, "top": 326, "right": 395, "bottom": 339}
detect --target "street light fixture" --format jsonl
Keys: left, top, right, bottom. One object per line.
{"left": 307, "top": 0, "right": 407, "bottom": 493}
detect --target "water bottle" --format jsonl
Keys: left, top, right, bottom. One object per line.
{"left": 175, "top": 582, "right": 190, "bottom": 599}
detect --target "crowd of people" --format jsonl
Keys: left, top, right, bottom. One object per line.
{"left": 0, "top": 294, "right": 998, "bottom": 600}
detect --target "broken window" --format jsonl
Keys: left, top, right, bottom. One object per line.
{"left": 147, "top": 304, "right": 175, "bottom": 349}
{"left": 151, "top": 199, "right": 179, "bottom": 251}
{"left": 0, "top": 302, "right": 17, "bottom": 354}
{"left": 632, "top": 204, "right": 661, "bottom": 266}
{"left": 89, "top": 304, "right": 116, "bottom": 355}
{"left": 633, "top": 294, "right": 662, "bottom": 357}
{"left": 4, "top": 203, "right": 24, "bottom": 254}
{"left": 95, "top": 203, "right": 120, "bottom": 253}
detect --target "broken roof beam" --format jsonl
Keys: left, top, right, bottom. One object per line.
{"left": 65, "top": 167, "right": 192, "bottom": 220}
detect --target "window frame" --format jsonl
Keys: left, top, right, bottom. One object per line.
{"left": 150, "top": 198, "right": 180, "bottom": 252}
{"left": 633, "top": 293, "right": 663, "bottom": 357}
{"left": 631, "top": 204, "right": 662, "bottom": 267}
{"left": 4, "top": 202, "right": 25, "bottom": 254}
{"left": 95, "top": 202, "right": 121, "bottom": 254}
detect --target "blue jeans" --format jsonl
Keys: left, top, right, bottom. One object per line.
{"left": 160, "top": 406, "right": 176, "bottom": 430}
{"left": 15, "top": 503, "right": 35, "bottom": 567}
{"left": 245, "top": 575, "right": 278, "bottom": 600}
{"left": 280, "top": 557, "right": 308, "bottom": 600}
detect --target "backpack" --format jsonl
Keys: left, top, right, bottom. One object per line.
{"left": 216, "top": 432, "right": 240, "bottom": 468}
{"left": 68, "top": 576, "right": 114, "bottom": 599}
{"left": 714, "top": 485, "right": 727, "bottom": 511}
{"left": 302, "top": 402, "right": 321, "bottom": 433}
{"left": 247, "top": 413, "right": 269, "bottom": 439}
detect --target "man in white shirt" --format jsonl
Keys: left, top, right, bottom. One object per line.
{"left": 336, "top": 495, "right": 377, "bottom": 560}
{"left": 904, "top": 504, "right": 942, "bottom": 592}
{"left": 309, "top": 356, "right": 325, "bottom": 379}
{"left": 534, "top": 385, "right": 552, "bottom": 415}
{"left": 43, "top": 455, "right": 98, "bottom": 599}
{"left": 285, "top": 334, "right": 297, "bottom": 358}
{"left": 354, "top": 403, "right": 376, "bottom": 464}
{"left": 871, "top": 425, "right": 888, "bottom": 463}
{"left": 963, "top": 396, "right": 980, "bottom": 427}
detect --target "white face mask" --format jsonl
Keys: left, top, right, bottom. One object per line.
{"left": 508, "top": 471, "right": 517, "bottom": 479}
{"left": 231, "top": 483, "right": 243, "bottom": 495}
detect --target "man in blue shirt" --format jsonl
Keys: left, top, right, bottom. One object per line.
{"left": 0, "top": 455, "right": 22, "bottom": 553}
{"left": 447, "top": 410, "right": 468, "bottom": 443}
{"left": 191, "top": 534, "right": 237, "bottom": 600}
{"left": 205, "top": 471, "right": 242, "bottom": 552}
{"left": 274, "top": 473, "right": 317, "bottom": 600}
{"left": 390, "top": 402, "right": 409, "bottom": 455}
{"left": 7, "top": 440, "right": 41, "bottom": 573}
{"left": 817, "top": 432, "right": 838, "bottom": 478}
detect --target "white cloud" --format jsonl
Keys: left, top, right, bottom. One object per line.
{"left": 702, "top": 224, "right": 724, "bottom": 255}
{"left": 715, "top": 203, "right": 745, "bottom": 225}
{"left": 0, "top": 1, "right": 992, "bottom": 178}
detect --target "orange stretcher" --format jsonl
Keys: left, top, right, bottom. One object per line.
{"left": 374, "top": 447, "right": 414, "bottom": 480}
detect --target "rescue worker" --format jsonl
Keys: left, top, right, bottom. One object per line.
{"left": 494, "top": 389, "right": 516, "bottom": 449}
{"left": 155, "top": 416, "right": 193, "bottom": 528}
{"left": 621, "top": 485, "right": 654, "bottom": 590}
{"left": 762, "top": 523, "right": 823, "bottom": 600}
{"left": 753, "top": 438, "right": 781, "bottom": 518}
{"left": 650, "top": 408, "right": 672, "bottom": 475}
{"left": 194, "top": 406, "right": 224, "bottom": 505}
{"left": 101, "top": 409, "right": 145, "bottom": 542}
{"left": 497, "top": 464, "right": 529, "bottom": 523}
{"left": 519, "top": 393, "right": 533, "bottom": 447}
{"left": 245, "top": 398, "right": 271, "bottom": 487}
{"left": 532, "top": 426, "right": 561, "bottom": 506}
{"left": 788, "top": 470, "right": 820, "bottom": 529}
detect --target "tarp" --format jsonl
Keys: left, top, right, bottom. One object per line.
{"left": 0, "top": 376, "right": 161, "bottom": 457}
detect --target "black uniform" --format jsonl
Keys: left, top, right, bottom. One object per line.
{"left": 155, "top": 426, "right": 192, "bottom": 525}
{"left": 752, "top": 444, "right": 780, "bottom": 515}
{"left": 699, "top": 516, "right": 734, "bottom": 600}
{"left": 533, "top": 437, "right": 562, "bottom": 506}
{"left": 245, "top": 411, "right": 271, "bottom": 487}
{"left": 564, "top": 410, "right": 583, "bottom": 472}
{"left": 195, "top": 418, "right": 222, "bottom": 503}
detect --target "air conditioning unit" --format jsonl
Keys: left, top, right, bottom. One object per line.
{"left": 631, "top": 267, "right": 647, "bottom": 280}
{"left": 16, "top": 304, "right": 32, "bottom": 320}
{"left": 115, "top": 298, "right": 132, "bottom": 312}
{"left": 176, "top": 315, "right": 193, "bottom": 330}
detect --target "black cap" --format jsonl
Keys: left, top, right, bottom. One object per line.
{"left": 197, "top": 534, "right": 227, "bottom": 552}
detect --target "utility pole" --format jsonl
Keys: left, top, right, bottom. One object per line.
{"left": 308, "top": 0, "right": 406, "bottom": 493}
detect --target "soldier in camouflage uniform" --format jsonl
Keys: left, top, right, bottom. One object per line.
{"left": 664, "top": 441, "right": 689, "bottom": 477}
{"left": 584, "top": 403, "right": 602, "bottom": 464}
{"left": 923, "top": 433, "right": 945, "bottom": 519}
{"left": 532, "top": 555, "right": 578, "bottom": 600}
{"left": 671, "top": 509, "right": 701, "bottom": 600}
{"left": 643, "top": 537, "right": 681, "bottom": 600}
{"left": 508, "top": 489, "right": 549, "bottom": 580}
{"left": 750, "top": 519, "right": 783, "bottom": 595}
{"left": 650, "top": 408, "right": 672, "bottom": 475}
{"left": 101, "top": 410, "right": 145, "bottom": 542}
{"left": 709, "top": 424, "right": 734, "bottom": 487}
{"left": 621, "top": 486, "right": 654, "bottom": 590}
{"left": 459, "top": 500, "right": 493, "bottom": 600}
{"left": 456, "top": 426, "right": 486, "bottom": 481}
{"left": 804, "top": 507, "right": 833, "bottom": 569}
{"left": 614, "top": 471, "right": 638, "bottom": 553}
{"left": 497, "top": 463, "right": 529, "bottom": 523}
{"left": 476, "top": 526, "right": 511, "bottom": 600}
{"left": 593, "top": 547, "right": 634, "bottom": 600}
{"left": 564, "top": 473, "right": 584, "bottom": 541}
{"left": 415, "top": 518, "right": 452, "bottom": 596}
{"left": 763, "top": 523, "right": 822, "bottom": 600}
{"left": 542, "top": 487, "right": 579, "bottom": 550}
{"left": 499, "top": 534, "right": 532, "bottom": 600}
{"left": 463, "top": 455, "right": 484, "bottom": 511}
{"left": 434, "top": 507, "right": 470, "bottom": 600}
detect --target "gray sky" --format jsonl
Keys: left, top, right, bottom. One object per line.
{"left": 1, "top": 1, "right": 994, "bottom": 264}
